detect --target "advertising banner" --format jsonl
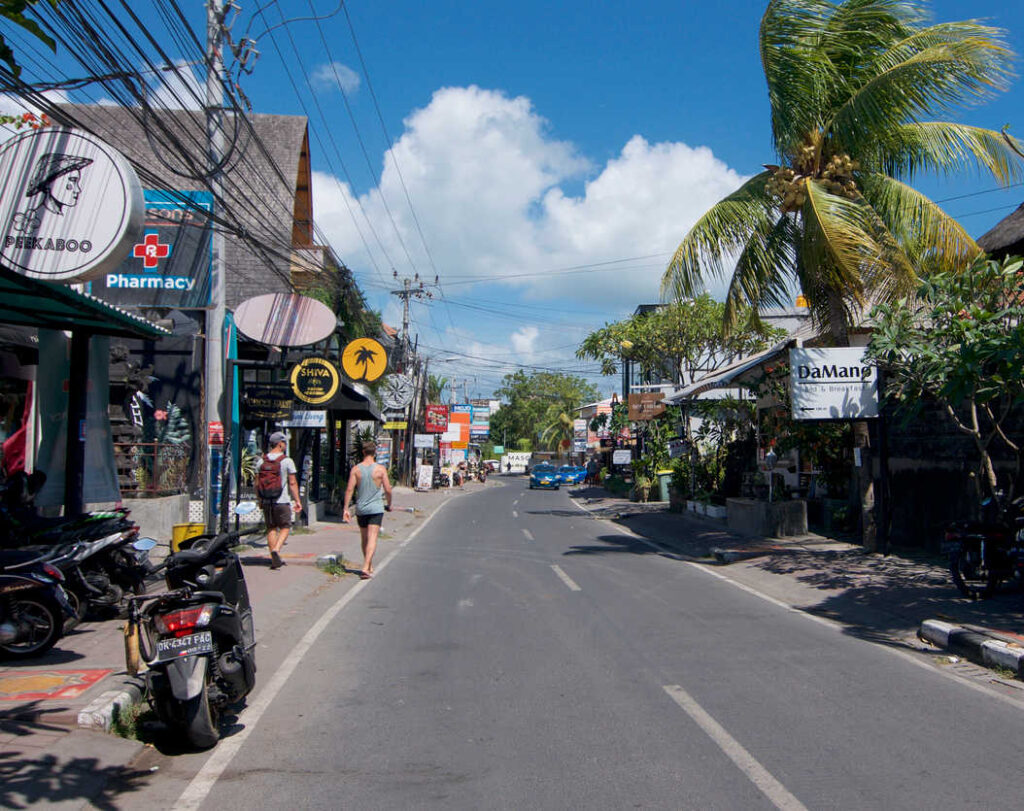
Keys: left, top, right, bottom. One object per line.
{"left": 90, "top": 190, "right": 212, "bottom": 308}
{"left": 382, "top": 421, "right": 408, "bottom": 431}
{"left": 279, "top": 410, "right": 327, "bottom": 429}
{"left": 416, "top": 464, "right": 433, "bottom": 491}
{"left": 627, "top": 392, "right": 665, "bottom": 421}
{"left": 414, "top": 433, "right": 434, "bottom": 449}
{"left": 425, "top": 404, "right": 449, "bottom": 433}
{"left": 241, "top": 384, "right": 293, "bottom": 421}
{"left": 612, "top": 449, "right": 632, "bottom": 466}
{"left": 573, "top": 418, "right": 588, "bottom": 452}
{"left": 375, "top": 440, "right": 391, "bottom": 466}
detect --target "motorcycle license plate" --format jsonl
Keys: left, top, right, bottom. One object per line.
{"left": 156, "top": 631, "right": 213, "bottom": 661}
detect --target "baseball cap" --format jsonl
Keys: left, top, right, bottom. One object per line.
{"left": 268, "top": 431, "right": 287, "bottom": 446}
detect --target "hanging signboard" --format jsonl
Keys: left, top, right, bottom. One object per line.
{"left": 382, "top": 421, "right": 408, "bottom": 431}
{"left": 413, "top": 433, "right": 434, "bottom": 449}
{"left": 612, "top": 449, "right": 632, "bottom": 466}
{"left": 241, "top": 384, "right": 293, "bottom": 421}
{"left": 790, "top": 347, "right": 878, "bottom": 420}
{"left": 627, "top": 392, "right": 665, "bottom": 421}
{"left": 89, "top": 190, "right": 212, "bottom": 308}
{"left": 290, "top": 357, "right": 340, "bottom": 405}
{"left": 341, "top": 338, "right": 387, "bottom": 382}
{"left": 425, "top": 404, "right": 448, "bottom": 432}
{"left": 0, "top": 127, "right": 144, "bottom": 283}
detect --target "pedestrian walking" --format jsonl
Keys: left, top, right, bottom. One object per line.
{"left": 256, "top": 431, "right": 302, "bottom": 570}
{"left": 343, "top": 440, "right": 393, "bottom": 579}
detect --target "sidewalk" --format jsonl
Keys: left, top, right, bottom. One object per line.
{"left": 0, "top": 482, "right": 475, "bottom": 807}
{"left": 570, "top": 486, "right": 1024, "bottom": 677}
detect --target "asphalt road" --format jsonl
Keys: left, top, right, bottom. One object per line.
{"left": 155, "top": 481, "right": 1024, "bottom": 809}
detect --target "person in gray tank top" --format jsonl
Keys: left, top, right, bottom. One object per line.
{"left": 343, "top": 440, "right": 393, "bottom": 579}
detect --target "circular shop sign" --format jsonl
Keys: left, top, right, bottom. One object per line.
{"left": 381, "top": 373, "right": 415, "bottom": 410}
{"left": 0, "top": 127, "right": 144, "bottom": 283}
{"left": 341, "top": 337, "right": 387, "bottom": 382}
{"left": 290, "top": 357, "right": 340, "bottom": 405}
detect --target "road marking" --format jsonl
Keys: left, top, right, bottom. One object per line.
{"left": 522, "top": 528, "right": 534, "bottom": 541}
{"left": 172, "top": 496, "right": 453, "bottom": 811}
{"left": 512, "top": 510, "right": 519, "bottom": 519}
{"left": 551, "top": 564, "right": 581, "bottom": 592}
{"left": 662, "top": 684, "right": 807, "bottom": 811}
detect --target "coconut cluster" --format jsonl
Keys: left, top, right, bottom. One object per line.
{"left": 765, "top": 151, "right": 860, "bottom": 213}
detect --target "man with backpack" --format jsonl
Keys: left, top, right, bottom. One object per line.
{"left": 256, "top": 431, "right": 302, "bottom": 570}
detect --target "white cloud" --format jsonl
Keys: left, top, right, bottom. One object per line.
{"left": 510, "top": 325, "right": 539, "bottom": 356}
{"left": 310, "top": 62, "right": 361, "bottom": 94}
{"left": 313, "top": 85, "right": 744, "bottom": 310}
{"left": 148, "top": 61, "right": 205, "bottom": 110}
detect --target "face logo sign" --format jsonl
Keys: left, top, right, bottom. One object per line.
{"left": 0, "top": 127, "right": 143, "bottom": 283}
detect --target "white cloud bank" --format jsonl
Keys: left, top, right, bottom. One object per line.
{"left": 313, "top": 85, "right": 744, "bottom": 309}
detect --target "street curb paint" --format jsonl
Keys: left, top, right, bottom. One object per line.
{"left": 920, "top": 619, "right": 1024, "bottom": 677}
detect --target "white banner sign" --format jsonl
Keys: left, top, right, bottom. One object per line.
{"left": 414, "top": 433, "right": 435, "bottom": 449}
{"left": 278, "top": 410, "right": 327, "bottom": 428}
{"left": 416, "top": 464, "right": 433, "bottom": 490}
{"left": 790, "top": 347, "right": 878, "bottom": 420}
{"left": 612, "top": 449, "right": 632, "bottom": 466}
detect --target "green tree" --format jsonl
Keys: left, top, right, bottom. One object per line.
{"left": 489, "top": 371, "right": 600, "bottom": 451}
{"left": 577, "top": 294, "right": 783, "bottom": 384}
{"left": 866, "top": 255, "right": 1024, "bottom": 502}
{"left": 426, "top": 374, "right": 449, "bottom": 403}
{"left": 663, "top": 0, "right": 1022, "bottom": 340}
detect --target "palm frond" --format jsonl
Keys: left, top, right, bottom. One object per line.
{"left": 862, "top": 122, "right": 1024, "bottom": 183}
{"left": 723, "top": 213, "right": 800, "bottom": 333}
{"left": 830, "top": 30, "right": 1014, "bottom": 143}
{"left": 858, "top": 172, "right": 981, "bottom": 271}
{"left": 662, "top": 171, "right": 774, "bottom": 301}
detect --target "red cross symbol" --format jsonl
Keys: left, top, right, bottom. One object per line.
{"left": 133, "top": 233, "right": 170, "bottom": 268}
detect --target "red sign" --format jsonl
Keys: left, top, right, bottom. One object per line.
{"left": 425, "top": 404, "right": 449, "bottom": 433}
{"left": 133, "top": 232, "right": 171, "bottom": 268}
{"left": 208, "top": 421, "right": 224, "bottom": 445}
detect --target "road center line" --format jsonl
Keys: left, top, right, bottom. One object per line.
{"left": 551, "top": 564, "right": 581, "bottom": 591}
{"left": 522, "top": 528, "right": 534, "bottom": 541}
{"left": 662, "top": 684, "right": 807, "bottom": 811}
{"left": 172, "top": 496, "right": 453, "bottom": 811}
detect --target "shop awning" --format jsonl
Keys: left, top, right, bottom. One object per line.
{"left": 329, "top": 380, "right": 382, "bottom": 422}
{"left": 0, "top": 264, "right": 168, "bottom": 339}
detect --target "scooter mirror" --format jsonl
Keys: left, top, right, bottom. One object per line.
{"left": 234, "top": 501, "right": 258, "bottom": 515}
{"left": 133, "top": 537, "right": 158, "bottom": 551}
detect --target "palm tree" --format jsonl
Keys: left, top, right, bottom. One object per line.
{"left": 663, "top": 0, "right": 1023, "bottom": 340}
{"left": 540, "top": 408, "right": 575, "bottom": 454}
{"left": 426, "top": 374, "right": 449, "bottom": 404}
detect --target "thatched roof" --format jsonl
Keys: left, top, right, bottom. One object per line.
{"left": 53, "top": 104, "right": 310, "bottom": 308}
{"left": 977, "top": 202, "right": 1024, "bottom": 259}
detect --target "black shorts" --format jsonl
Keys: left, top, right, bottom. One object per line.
{"left": 263, "top": 502, "right": 292, "bottom": 529}
{"left": 356, "top": 512, "right": 383, "bottom": 528}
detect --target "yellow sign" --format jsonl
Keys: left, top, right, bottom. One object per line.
{"left": 383, "top": 421, "right": 408, "bottom": 430}
{"left": 290, "top": 357, "right": 340, "bottom": 405}
{"left": 341, "top": 337, "right": 387, "bottom": 382}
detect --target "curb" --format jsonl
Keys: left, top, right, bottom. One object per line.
{"left": 77, "top": 678, "right": 145, "bottom": 732}
{"left": 920, "top": 619, "right": 1024, "bottom": 676}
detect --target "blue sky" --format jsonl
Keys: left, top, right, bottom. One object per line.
{"left": 7, "top": 0, "right": 1024, "bottom": 400}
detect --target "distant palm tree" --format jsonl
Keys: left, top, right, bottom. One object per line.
{"left": 663, "top": 0, "right": 1023, "bottom": 341}
{"left": 427, "top": 374, "right": 449, "bottom": 403}
{"left": 354, "top": 345, "right": 378, "bottom": 380}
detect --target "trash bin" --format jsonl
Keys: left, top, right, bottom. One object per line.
{"left": 171, "top": 522, "right": 206, "bottom": 552}
{"left": 657, "top": 470, "right": 673, "bottom": 502}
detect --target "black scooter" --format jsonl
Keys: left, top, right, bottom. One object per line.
{"left": 0, "top": 548, "right": 76, "bottom": 659}
{"left": 125, "top": 506, "right": 260, "bottom": 749}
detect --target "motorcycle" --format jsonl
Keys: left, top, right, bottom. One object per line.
{"left": 0, "top": 548, "right": 77, "bottom": 659}
{"left": 124, "top": 508, "right": 260, "bottom": 749}
{"left": 946, "top": 493, "right": 1024, "bottom": 599}
{"left": 432, "top": 470, "right": 450, "bottom": 489}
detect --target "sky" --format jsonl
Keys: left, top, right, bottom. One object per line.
{"left": 6, "top": 0, "right": 1024, "bottom": 401}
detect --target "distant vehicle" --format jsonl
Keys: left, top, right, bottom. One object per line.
{"left": 483, "top": 459, "right": 500, "bottom": 472}
{"left": 556, "top": 465, "right": 586, "bottom": 485}
{"left": 529, "top": 464, "right": 559, "bottom": 490}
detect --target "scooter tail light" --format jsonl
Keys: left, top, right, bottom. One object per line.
{"left": 154, "top": 604, "right": 216, "bottom": 636}
{"left": 41, "top": 563, "right": 64, "bottom": 582}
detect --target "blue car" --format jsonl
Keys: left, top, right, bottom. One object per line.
{"left": 529, "top": 464, "right": 560, "bottom": 490}
{"left": 557, "top": 465, "right": 585, "bottom": 485}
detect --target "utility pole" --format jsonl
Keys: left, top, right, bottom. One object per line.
{"left": 390, "top": 272, "right": 434, "bottom": 482}
{"left": 204, "top": 0, "right": 227, "bottom": 531}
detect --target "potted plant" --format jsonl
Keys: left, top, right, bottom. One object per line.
{"left": 633, "top": 473, "right": 652, "bottom": 502}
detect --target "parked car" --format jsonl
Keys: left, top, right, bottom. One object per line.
{"left": 529, "top": 464, "right": 559, "bottom": 490}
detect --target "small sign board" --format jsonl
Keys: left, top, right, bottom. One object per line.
{"left": 242, "top": 385, "right": 293, "bottom": 421}
{"left": 790, "top": 347, "right": 878, "bottom": 420}
{"left": 208, "top": 421, "right": 224, "bottom": 445}
{"left": 667, "top": 439, "right": 688, "bottom": 459}
{"left": 628, "top": 392, "right": 665, "bottom": 421}
{"left": 413, "top": 433, "right": 434, "bottom": 449}
{"left": 375, "top": 440, "right": 391, "bottom": 466}
{"left": 416, "top": 464, "right": 434, "bottom": 491}
{"left": 341, "top": 338, "right": 387, "bottom": 382}
{"left": 383, "top": 421, "right": 408, "bottom": 431}
{"left": 425, "top": 404, "right": 449, "bottom": 432}
{"left": 278, "top": 410, "right": 327, "bottom": 429}
{"left": 612, "top": 449, "right": 632, "bottom": 466}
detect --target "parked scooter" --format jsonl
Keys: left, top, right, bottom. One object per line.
{"left": 124, "top": 505, "right": 260, "bottom": 749}
{"left": 946, "top": 493, "right": 1024, "bottom": 599}
{"left": 0, "top": 548, "right": 76, "bottom": 658}
{"left": 432, "top": 470, "right": 450, "bottom": 489}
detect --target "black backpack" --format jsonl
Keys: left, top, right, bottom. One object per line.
{"left": 256, "top": 454, "right": 284, "bottom": 504}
